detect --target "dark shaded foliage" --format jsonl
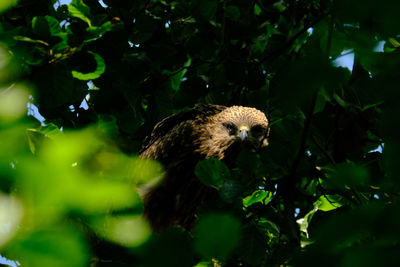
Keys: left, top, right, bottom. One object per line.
{"left": 0, "top": 0, "right": 399, "bottom": 266}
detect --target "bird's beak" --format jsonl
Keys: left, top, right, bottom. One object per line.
{"left": 238, "top": 126, "right": 249, "bottom": 141}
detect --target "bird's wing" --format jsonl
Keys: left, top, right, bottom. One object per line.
{"left": 139, "top": 104, "right": 226, "bottom": 156}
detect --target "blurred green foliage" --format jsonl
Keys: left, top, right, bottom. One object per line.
{"left": 0, "top": 0, "right": 399, "bottom": 266}
{"left": 194, "top": 214, "right": 241, "bottom": 261}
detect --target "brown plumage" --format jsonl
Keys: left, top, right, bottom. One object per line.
{"left": 139, "top": 104, "right": 269, "bottom": 231}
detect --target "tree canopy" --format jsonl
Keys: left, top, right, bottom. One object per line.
{"left": 0, "top": 0, "right": 399, "bottom": 266}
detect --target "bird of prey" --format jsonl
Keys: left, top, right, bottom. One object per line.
{"left": 139, "top": 104, "right": 269, "bottom": 231}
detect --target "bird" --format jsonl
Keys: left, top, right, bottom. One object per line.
{"left": 139, "top": 104, "right": 269, "bottom": 231}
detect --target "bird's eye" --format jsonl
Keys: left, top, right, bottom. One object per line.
{"left": 224, "top": 123, "right": 237, "bottom": 135}
{"left": 251, "top": 125, "right": 266, "bottom": 137}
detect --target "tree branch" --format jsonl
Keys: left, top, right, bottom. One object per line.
{"left": 277, "top": 92, "right": 318, "bottom": 246}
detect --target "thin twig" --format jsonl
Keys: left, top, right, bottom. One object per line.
{"left": 1, "top": 83, "right": 16, "bottom": 94}
{"left": 220, "top": 1, "right": 226, "bottom": 47}
{"left": 326, "top": 14, "right": 334, "bottom": 55}
{"left": 310, "top": 134, "right": 336, "bottom": 166}
{"left": 289, "top": 92, "right": 318, "bottom": 176}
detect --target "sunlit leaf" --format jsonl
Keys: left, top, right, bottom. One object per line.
{"left": 0, "top": 195, "right": 23, "bottom": 247}
{"left": 0, "top": 0, "right": 18, "bottom": 13}
{"left": 0, "top": 0, "right": 397, "bottom": 265}
{"left": 315, "top": 195, "right": 343, "bottom": 212}
{"left": 193, "top": 261, "right": 213, "bottom": 267}
{"left": 68, "top": 0, "right": 92, "bottom": 26}
{"left": 72, "top": 52, "right": 105, "bottom": 80}
{"left": 6, "top": 226, "right": 89, "bottom": 267}
{"left": 18, "top": 129, "right": 143, "bottom": 224}
{"left": 388, "top": 38, "right": 400, "bottom": 48}
{"left": 69, "top": 180, "right": 141, "bottom": 213}
{"left": 297, "top": 207, "right": 318, "bottom": 238}
{"left": 0, "top": 85, "right": 29, "bottom": 121}
{"left": 36, "top": 123, "right": 62, "bottom": 138}
{"left": 92, "top": 215, "right": 151, "bottom": 247}
{"left": 298, "top": 195, "right": 343, "bottom": 240}
{"left": 257, "top": 218, "right": 280, "bottom": 237}
{"left": 128, "top": 157, "right": 164, "bottom": 185}
{"left": 243, "top": 190, "right": 272, "bottom": 207}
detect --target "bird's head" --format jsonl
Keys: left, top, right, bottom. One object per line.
{"left": 198, "top": 106, "right": 269, "bottom": 159}
{"left": 218, "top": 106, "right": 269, "bottom": 149}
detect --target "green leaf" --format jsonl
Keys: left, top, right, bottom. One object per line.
{"left": 0, "top": 85, "right": 29, "bottom": 121}
{"left": 243, "top": 190, "right": 272, "bottom": 207}
{"left": 327, "top": 162, "right": 370, "bottom": 189}
{"left": 254, "top": 4, "right": 262, "bottom": 15}
{"left": 225, "top": 5, "right": 240, "bottom": 20}
{"left": 297, "top": 207, "right": 318, "bottom": 238}
{"left": 33, "top": 65, "right": 87, "bottom": 109}
{"left": 168, "top": 57, "right": 191, "bottom": 92}
{"left": 13, "top": 36, "right": 49, "bottom": 46}
{"left": 0, "top": 195, "right": 22, "bottom": 247}
{"left": 236, "top": 150, "right": 262, "bottom": 175}
{"left": 0, "top": 0, "right": 18, "bottom": 13}
{"left": 273, "top": 1, "right": 286, "bottom": 12}
{"left": 239, "top": 225, "right": 267, "bottom": 265}
{"left": 314, "top": 88, "right": 330, "bottom": 114}
{"left": 37, "top": 123, "right": 63, "bottom": 138}
{"left": 31, "top": 15, "right": 68, "bottom": 51}
{"left": 128, "top": 157, "right": 165, "bottom": 185}
{"left": 46, "top": 16, "right": 62, "bottom": 36}
{"left": 333, "top": 93, "right": 347, "bottom": 107}
{"left": 219, "top": 179, "right": 242, "bottom": 203}
{"left": 193, "top": 262, "right": 213, "bottom": 267}
{"left": 297, "top": 196, "right": 343, "bottom": 239}
{"left": 86, "top": 21, "right": 116, "bottom": 37}
{"left": 315, "top": 195, "right": 343, "bottom": 212}
{"left": 18, "top": 129, "right": 142, "bottom": 222}
{"left": 68, "top": 0, "right": 92, "bottom": 26}
{"left": 91, "top": 215, "right": 151, "bottom": 247}
{"left": 257, "top": 218, "right": 280, "bottom": 237}
{"left": 140, "top": 228, "right": 196, "bottom": 267}
{"left": 26, "top": 128, "right": 45, "bottom": 154}
{"left": 192, "top": 0, "right": 218, "bottom": 21}
{"left": 26, "top": 124, "right": 64, "bottom": 154}
{"left": 195, "top": 158, "right": 231, "bottom": 189}
{"left": 131, "top": 14, "right": 158, "bottom": 43}
{"left": 194, "top": 214, "right": 241, "bottom": 260}
{"left": 388, "top": 37, "right": 400, "bottom": 48}
{"left": 32, "top": 16, "right": 50, "bottom": 38}
{"left": 6, "top": 227, "right": 89, "bottom": 267}
{"left": 72, "top": 52, "right": 105, "bottom": 80}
